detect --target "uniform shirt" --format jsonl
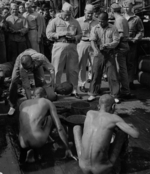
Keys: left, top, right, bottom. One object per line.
{"left": 23, "top": 12, "right": 42, "bottom": 40}
{"left": 77, "top": 16, "right": 99, "bottom": 41}
{"left": 46, "top": 15, "right": 82, "bottom": 43}
{"left": 90, "top": 23, "right": 120, "bottom": 50}
{"left": 114, "top": 15, "right": 129, "bottom": 52}
{"left": 12, "top": 49, "right": 54, "bottom": 89}
{"left": 6, "top": 14, "right": 28, "bottom": 42}
{"left": 124, "top": 14, "right": 144, "bottom": 39}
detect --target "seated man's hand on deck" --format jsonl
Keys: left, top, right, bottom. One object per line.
{"left": 64, "top": 149, "right": 77, "bottom": 161}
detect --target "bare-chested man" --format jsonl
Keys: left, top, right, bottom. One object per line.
{"left": 19, "top": 87, "right": 75, "bottom": 163}
{"left": 73, "top": 94, "right": 139, "bottom": 174}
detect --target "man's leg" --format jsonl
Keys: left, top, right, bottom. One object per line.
{"left": 66, "top": 44, "right": 79, "bottom": 95}
{"left": 0, "top": 41, "right": 6, "bottom": 64}
{"left": 127, "top": 43, "right": 137, "bottom": 87}
{"left": 88, "top": 52, "right": 104, "bottom": 100}
{"left": 116, "top": 52, "right": 130, "bottom": 95}
{"left": 77, "top": 41, "right": 90, "bottom": 90}
{"left": 34, "top": 66, "right": 46, "bottom": 87}
{"left": 18, "top": 42, "right": 27, "bottom": 59}
{"left": 106, "top": 53, "right": 120, "bottom": 98}
{"left": 109, "top": 129, "right": 128, "bottom": 165}
{"left": 52, "top": 43, "right": 67, "bottom": 85}
{"left": 28, "top": 30, "right": 40, "bottom": 52}
{"left": 8, "top": 63, "right": 20, "bottom": 115}
{"left": 73, "top": 125, "right": 82, "bottom": 158}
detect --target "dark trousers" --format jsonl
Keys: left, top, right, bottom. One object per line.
{"left": 89, "top": 51, "right": 119, "bottom": 97}
{"left": 8, "top": 41, "right": 27, "bottom": 62}
{"left": 127, "top": 42, "right": 138, "bottom": 83}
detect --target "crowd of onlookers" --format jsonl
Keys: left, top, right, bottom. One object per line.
{"left": 0, "top": 0, "right": 145, "bottom": 105}
{"left": 0, "top": 0, "right": 56, "bottom": 63}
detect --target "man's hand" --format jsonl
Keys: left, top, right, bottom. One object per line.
{"left": 66, "top": 35, "right": 75, "bottom": 41}
{"left": 93, "top": 49, "right": 100, "bottom": 57}
{"left": 64, "top": 149, "right": 77, "bottom": 161}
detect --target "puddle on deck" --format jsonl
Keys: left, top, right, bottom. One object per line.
{"left": 0, "top": 102, "right": 150, "bottom": 174}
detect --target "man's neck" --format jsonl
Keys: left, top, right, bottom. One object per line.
{"left": 125, "top": 11, "right": 134, "bottom": 16}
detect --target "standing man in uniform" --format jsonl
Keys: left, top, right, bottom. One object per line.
{"left": 6, "top": 3, "right": 28, "bottom": 62}
{"left": 7, "top": 49, "right": 55, "bottom": 116}
{"left": 46, "top": 2, "right": 82, "bottom": 99}
{"left": 123, "top": 0, "right": 144, "bottom": 90}
{"left": 111, "top": 3, "right": 135, "bottom": 99}
{"left": 73, "top": 94, "right": 139, "bottom": 174}
{"left": 23, "top": 2, "right": 42, "bottom": 52}
{"left": 88, "top": 12, "right": 120, "bottom": 102}
{"left": 77, "top": 4, "right": 98, "bottom": 93}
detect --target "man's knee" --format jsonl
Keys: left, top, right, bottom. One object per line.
{"left": 73, "top": 125, "right": 82, "bottom": 134}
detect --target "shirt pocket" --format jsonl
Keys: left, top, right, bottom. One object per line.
{"left": 56, "top": 24, "right": 67, "bottom": 33}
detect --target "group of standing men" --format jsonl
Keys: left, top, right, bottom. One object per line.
{"left": 6, "top": 0, "right": 144, "bottom": 114}
{"left": 47, "top": 0, "right": 144, "bottom": 102}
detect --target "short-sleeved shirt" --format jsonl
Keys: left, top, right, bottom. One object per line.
{"left": 77, "top": 16, "right": 99, "bottom": 40}
{"left": 90, "top": 23, "right": 120, "bottom": 50}
{"left": 6, "top": 14, "right": 28, "bottom": 42}
{"left": 124, "top": 14, "right": 144, "bottom": 39}
{"left": 23, "top": 12, "right": 42, "bottom": 39}
{"left": 114, "top": 15, "right": 129, "bottom": 52}
{"left": 46, "top": 15, "right": 82, "bottom": 43}
{"left": 12, "top": 49, "right": 54, "bottom": 89}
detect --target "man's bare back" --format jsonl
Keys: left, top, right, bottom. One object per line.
{"left": 19, "top": 87, "right": 76, "bottom": 163}
{"left": 19, "top": 98, "right": 52, "bottom": 148}
{"left": 74, "top": 94, "right": 139, "bottom": 174}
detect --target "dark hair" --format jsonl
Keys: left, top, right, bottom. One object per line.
{"left": 99, "top": 12, "right": 108, "bottom": 20}
{"left": 34, "top": 87, "right": 46, "bottom": 97}
{"left": 21, "top": 55, "right": 32, "bottom": 67}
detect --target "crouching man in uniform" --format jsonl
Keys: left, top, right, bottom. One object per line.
{"left": 73, "top": 94, "right": 139, "bottom": 174}
{"left": 19, "top": 87, "right": 76, "bottom": 163}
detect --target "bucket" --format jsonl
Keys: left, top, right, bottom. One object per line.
{"left": 71, "top": 101, "right": 91, "bottom": 115}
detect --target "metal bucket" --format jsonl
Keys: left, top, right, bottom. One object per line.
{"left": 71, "top": 101, "right": 91, "bottom": 115}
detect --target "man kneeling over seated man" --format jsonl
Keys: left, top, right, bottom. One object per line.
{"left": 8, "top": 49, "right": 55, "bottom": 116}
{"left": 19, "top": 87, "right": 76, "bottom": 163}
{"left": 73, "top": 94, "right": 139, "bottom": 174}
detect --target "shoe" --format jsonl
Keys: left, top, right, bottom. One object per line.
{"left": 8, "top": 107, "right": 15, "bottom": 116}
{"left": 87, "top": 96, "right": 96, "bottom": 102}
{"left": 79, "top": 86, "right": 88, "bottom": 93}
{"left": 129, "top": 82, "right": 136, "bottom": 90}
{"left": 71, "top": 93, "right": 82, "bottom": 99}
{"left": 120, "top": 93, "right": 136, "bottom": 100}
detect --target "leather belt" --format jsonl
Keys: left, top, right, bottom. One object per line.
{"left": 56, "top": 39, "right": 75, "bottom": 43}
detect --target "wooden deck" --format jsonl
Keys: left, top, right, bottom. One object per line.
{"left": 0, "top": 79, "right": 150, "bottom": 174}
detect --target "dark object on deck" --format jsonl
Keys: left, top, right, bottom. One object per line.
{"left": 71, "top": 101, "right": 91, "bottom": 115}
{"left": 55, "top": 82, "right": 73, "bottom": 95}
{"left": 65, "top": 115, "right": 86, "bottom": 127}
{"left": 139, "top": 71, "right": 150, "bottom": 87}
{"left": 139, "top": 59, "right": 150, "bottom": 73}
{"left": 43, "top": 85, "right": 57, "bottom": 101}
{"left": 0, "top": 62, "right": 13, "bottom": 77}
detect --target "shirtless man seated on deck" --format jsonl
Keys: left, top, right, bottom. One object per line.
{"left": 19, "top": 87, "right": 76, "bottom": 163}
{"left": 73, "top": 94, "right": 139, "bottom": 174}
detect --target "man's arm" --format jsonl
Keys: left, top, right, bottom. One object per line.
{"left": 46, "top": 18, "right": 61, "bottom": 41}
{"left": 74, "top": 20, "right": 82, "bottom": 43}
{"left": 103, "top": 26, "right": 120, "bottom": 49}
{"left": 48, "top": 100, "right": 70, "bottom": 149}
{"left": 134, "top": 17, "right": 144, "bottom": 40}
{"left": 115, "top": 117, "right": 139, "bottom": 138}
{"left": 90, "top": 26, "right": 100, "bottom": 56}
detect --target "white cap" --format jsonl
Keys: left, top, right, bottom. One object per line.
{"left": 62, "top": 2, "right": 72, "bottom": 13}
{"left": 85, "top": 4, "right": 94, "bottom": 12}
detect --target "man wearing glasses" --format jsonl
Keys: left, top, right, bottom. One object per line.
{"left": 8, "top": 49, "right": 55, "bottom": 116}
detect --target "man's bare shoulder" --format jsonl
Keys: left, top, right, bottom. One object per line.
{"left": 86, "top": 110, "right": 100, "bottom": 119}
{"left": 20, "top": 98, "right": 49, "bottom": 109}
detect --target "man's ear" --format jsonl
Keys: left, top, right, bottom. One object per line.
{"left": 111, "top": 104, "right": 116, "bottom": 113}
